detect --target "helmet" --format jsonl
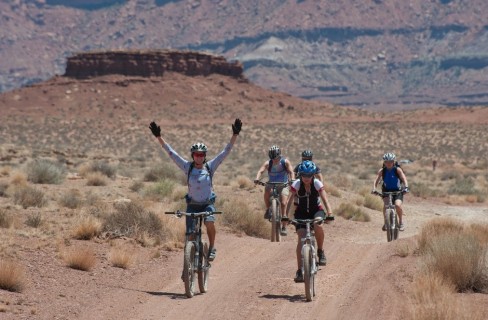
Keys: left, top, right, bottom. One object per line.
{"left": 190, "top": 142, "right": 208, "bottom": 153}
{"left": 383, "top": 152, "right": 396, "bottom": 161}
{"left": 298, "top": 160, "right": 317, "bottom": 175}
{"left": 268, "top": 145, "right": 281, "bottom": 159}
{"left": 301, "top": 150, "right": 313, "bottom": 159}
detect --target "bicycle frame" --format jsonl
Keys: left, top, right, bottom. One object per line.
{"left": 374, "top": 191, "right": 402, "bottom": 242}
{"left": 256, "top": 181, "right": 289, "bottom": 242}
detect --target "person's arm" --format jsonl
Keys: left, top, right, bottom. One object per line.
{"left": 397, "top": 168, "right": 409, "bottom": 190}
{"left": 285, "top": 189, "right": 296, "bottom": 216}
{"left": 255, "top": 161, "right": 268, "bottom": 181}
{"left": 285, "top": 159, "right": 295, "bottom": 181}
{"left": 205, "top": 118, "right": 242, "bottom": 172}
{"left": 316, "top": 172, "right": 324, "bottom": 183}
{"left": 318, "top": 189, "right": 333, "bottom": 215}
{"left": 372, "top": 169, "right": 382, "bottom": 191}
{"left": 149, "top": 121, "right": 188, "bottom": 172}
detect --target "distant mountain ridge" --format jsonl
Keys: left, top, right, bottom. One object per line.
{"left": 1, "top": 0, "right": 487, "bottom": 109}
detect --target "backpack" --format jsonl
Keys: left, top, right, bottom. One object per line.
{"left": 382, "top": 161, "right": 402, "bottom": 179}
{"left": 187, "top": 161, "right": 213, "bottom": 186}
{"left": 268, "top": 158, "right": 286, "bottom": 173}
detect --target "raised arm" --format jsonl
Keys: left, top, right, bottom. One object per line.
{"left": 149, "top": 121, "right": 189, "bottom": 172}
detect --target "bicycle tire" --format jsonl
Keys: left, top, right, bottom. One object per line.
{"left": 183, "top": 242, "right": 196, "bottom": 298}
{"left": 303, "top": 245, "right": 313, "bottom": 301}
{"left": 271, "top": 199, "right": 278, "bottom": 242}
{"left": 386, "top": 209, "right": 393, "bottom": 242}
{"left": 393, "top": 213, "right": 399, "bottom": 240}
{"left": 275, "top": 204, "right": 281, "bottom": 242}
{"left": 198, "top": 242, "right": 209, "bottom": 293}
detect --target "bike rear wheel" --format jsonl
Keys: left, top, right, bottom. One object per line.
{"left": 198, "top": 242, "right": 209, "bottom": 293}
{"left": 386, "top": 210, "right": 393, "bottom": 242}
{"left": 303, "top": 245, "right": 314, "bottom": 301}
{"left": 271, "top": 199, "right": 278, "bottom": 242}
{"left": 183, "top": 242, "right": 196, "bottom": 298}
{"left": 393, "top": 213, "right": 399, "bottom": 240}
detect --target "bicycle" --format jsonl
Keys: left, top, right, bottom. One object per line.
{"left": 372, "top": 190, "right": 403, "bottom": 242}
{"left": 165, "top": 210, "right": 222, "bottom": 298}
{"left": 255, "top": 180, "right": 289, "bottom": 242}
{"left": 291, "top": 215, "right": 335, "bottom": 302}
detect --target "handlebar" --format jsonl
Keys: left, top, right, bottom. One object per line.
{"left": 372, "top": 190, "right": 404, "bottom": 197}
{"left": 164, "top": 210, "right": 223, "bottom": 218}
{"left": 254, "top": 180, "right": 290, "bottom": 187}
{"left": 290, "top": 216, "right": 335, "bottom": 226}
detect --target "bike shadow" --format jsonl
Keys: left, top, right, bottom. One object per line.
{"left": 259, "top": 293, "right": 304, "bottom": 303}
{"left": 145, "top": 291, "right": 188, "bottom": 300}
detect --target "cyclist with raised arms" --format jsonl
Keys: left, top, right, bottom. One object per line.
{"left": 149, "top": 119, "right": 242, "bottom": 261}
{"left": 286, "top": 160, "right": 333, "bottom": 282}
{"left": 372, "top": 152, "right": 409, "bottom": 231}
{"left": 254, "top": 145, "right": 294, "bottom": 236}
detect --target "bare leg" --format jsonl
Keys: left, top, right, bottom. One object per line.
{"left": 263, "top": 188, "right": 271, "bottom": 210}
{"left": 205, "top": 221, "right": 216, "bottom": 248}
{"left": 314, "top": 224, "right": 324, "bottom": 251}
{"left": 395, "top": 200, "right": 403, "bottom": 224}
{"left": 296, "top": 229, "right": 306, "bottom": 269}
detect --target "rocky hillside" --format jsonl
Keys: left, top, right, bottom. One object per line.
{"left": 1, "top": 0, "right": 487, "bottom": 109}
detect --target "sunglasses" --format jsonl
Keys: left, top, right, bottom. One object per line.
{"left": 193, "top": 153, "right": 206, "bottom": 157}
{"left": 301, "top": 173, "right": 314, "bottom": 178}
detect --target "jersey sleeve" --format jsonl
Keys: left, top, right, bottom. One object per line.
{"left": 207, "top": 143, "right": 233, "bottom": 173}
{"left": 290, "top": 180, "right": 300, "bottom": 193}
{"left": 314, "top": 179, "right": 324, "bottom": 192}
{"left": 163, "top": 143, "right": 191, "bottom": 173}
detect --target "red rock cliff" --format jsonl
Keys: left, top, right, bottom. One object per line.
{"left": 64, "top": 50, "right": 244, "bottom": 79}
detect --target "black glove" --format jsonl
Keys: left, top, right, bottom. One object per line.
{"left": 149, "top": 121, "right": 161, "bottom": 137}
{"left": 253, "top": 179, "right": 259, "bottom": 184}
{"left": 232, "top": 118, "right": 242, "bottom": 135}
{"left": 403, "top": 187, "right": 410, "bottom": 193}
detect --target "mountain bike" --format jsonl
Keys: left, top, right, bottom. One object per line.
{"left": 373, "top": 190, "right": 403, "bottom": 242}
{"left": 165, "top": 210, "right": 222, "bottom": 298}
{"left": 291, "top": 216, "right": 334, "bottom": 302}
{"left": 255, "top": 180, "right": 289, "bottom": 242}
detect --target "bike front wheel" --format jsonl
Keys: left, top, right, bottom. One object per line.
{"left": 183, "top": 242, "right": 196, "bottom": 298}
{"left": 198, "top": 242, "right": 209, "bottom": 293}
{"left": 271, "top": 199, "right": 278, "bottom": 242}
{"left": 303, "top": 245, "right": 314, "bottom": 302}
{"left": 386, "top": 209, "right": 396, "bottom": 242}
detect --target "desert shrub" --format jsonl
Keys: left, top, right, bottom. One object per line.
{"left": 143, "top": 163, "right": 179, "bottom": 182}
{"left": 59, "top": 189, "right": 83, "bottom": 209}
{"left": 171, "top": 185, "right": 187, "bottom": 202}
{"left": 25, "top": 159, "right": 66, "bottom": 184}
{"left": 417, "top": 218, "right": 464, "bottom": 254}
{"left": 79, "top": 161, "right": 116, "bottom": 179}
{"left": 323, "top": 182, "right": 341, "bottom": 197}
{"left": 25, "top": 213, "right": 42, "bottom": 228}
{"left": 72, "top": 216, "right": 102, "bottom": 240}
{"left": 0, "top": 209, "right": 14, "bottom": 228}
{"left": 363, "top": 194, "right": 383, "bottom": 211}
{"left": 109, "top": 247, "right": 133, "bottom": 269}
{"left": 440, "top": 171, "right": 462, "bottom": 181}
{"left": 410, "top": 182, "right": 440, "bottom": 198}
{"left": 9, "top": 171, "right": 27, "bottom": 186}
{"left": 0, "top": 260, "right": 26, "bottom": 292}
{"left": 13, "top": 185, "right": 47, "bottom": 208}
{"left": 129, "top": 180, "right": 144, "bottom": 192}
{"left": 0, "top": 182, "right": 8, "bottom": 197}
{"left": 220, "top": 199, "right": 269, "bottom": 239}
{"left": 235, "top": 175, "right": 254, "bottom": 190}
{"left": 63, "top": 247, "right": 96, "bottom": 271}
{"left": 335, "top": 203, "right": 370, "bottom": 222}
{"left": 448, "top": 177, "right": 477, "bottom": 195}
{"left": 103, "top": 201, "right": 162, "bottom": 238}
{"left": 143, "top": 178, "right": 176, "bottom": 200}
{"left": 85, "top": 172, "right": 108, "bottom": 186}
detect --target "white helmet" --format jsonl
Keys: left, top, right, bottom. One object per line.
{"left": 268, "top": 145, "right": 281, "bottom": 159}
{"left": 383, "top": 152, "right": 396, "bottom": 161}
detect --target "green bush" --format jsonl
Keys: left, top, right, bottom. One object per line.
{"left": 144, "top": 163, "right": 179, "bottom": 182}
{"left": 80, "top": 161, "right": 116, "bottom": 179}
{"left": 25, "top": 159, "right": 66, "bottom": 184}
{"left": 143, "top": 178, "right": 176, "bottom": 200}
{"left": 448, "top": 177, "right": 478, "bottom": 195}
{"left": 103, "top": 201, "right": 162, "bottom": 238}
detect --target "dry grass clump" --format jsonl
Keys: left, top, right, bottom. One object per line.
{"left": 143, "top": 163, "right": 180, "bottom": 182}
{"left": 323, "top": 182, "right": 341, "bottom": 198}
{"left": 0, "top": 181, "right": 8, "bottom": 197}
{"left": 410, "top": 182, "right": 440, "bottom": 198}
{"left": 235, "top": 175, "right": 255, "bottom": 190}
{"left": 63, "top": 247, "right": 96, "bottom": 271}
{"left": 79, "top": 161, "right": 116, "bottom": 179}
{"left": 72, "top": 216, "right": 102, "bottom": 240}
{"left": 129, "top": 180, "right": 144, "bottom": 192}
{"left": 417, "top": 218, "right": 488, "bottom": 293}
{"left": 171, "top": 185, "right": 187, "bottom": 202}
{"left": 448, "top": 177, "right": 478, "bottom": 195}
{"left": 335, "top": 203, "right": 371, "bottom": 222}
{"left": 0, "top": 209, "right": 14, "bottom": 229}
{"left": 219, "top": 198, "right": 269, "bottom": 238}
{"left": 58, "top": 189, "right": 83, "bottom": 209}
{"left": 143, "top": 178, "right": 176, "bottom": 200}
{"left": 363, "top": 193, "right": 383, "bottom": 211}
{"left": 0, "top": 166, "right": 11, "bottom": 176}
{"left": 9, "top": 171, "right": 27, "bottom": 186}
{"left": 85, "top": 172, "right": 108, "bottom": 186}
{"left": 12, "top": 185, "right": 47, "bottom": 208}
{"left": 0, "top": 260, "right": 26, "bottom": 292}
{"left": 25, "top": 212, "right": 43, "bottom": 228}
{"left": 103, "top": 201, "right": 162, "bottom": 239}
{"left": 109, "top": 247, "right": 133, "bottom": 269}
{"left": 25, "top": 159, "right": 66, "bottom": 184}
{"left": 408, "top": 272, "right": 482, "bottom": 320}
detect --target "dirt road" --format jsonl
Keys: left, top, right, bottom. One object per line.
{"left": 79, "top": 199, "right": 488, "bottom": 320}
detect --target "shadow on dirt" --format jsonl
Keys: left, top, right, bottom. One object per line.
{"left": 145, "top": 291, "right": 188, "bottom": 300}
{"left": 259, "top": 294, "right": 304, "bottom": 302}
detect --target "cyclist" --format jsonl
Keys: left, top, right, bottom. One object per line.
{"left": 293, "top": 150, "right": 323, "bottom": 182}
{"left": 372, "top": 152, "right": 409, "bottom": 231}
{"left": 149, "top": 118, "right": 242, "bottom": 261}
{"left": 285, "top": 160, "right": 333, "bottom": 282}
{"left": 254, "top": 145, "right": 294, "bottom": 236}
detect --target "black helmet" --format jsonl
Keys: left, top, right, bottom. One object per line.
{"left": 268, "top": 145, "right": 281, "bottom": 159}
{"left": 301, "top": 150, "right": 313, "bottom": 159}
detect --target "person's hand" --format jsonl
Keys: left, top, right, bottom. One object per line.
{"left": 253, "top": 179, "right": 260, "bottom": 185}
{"left": 403, "top": 187, "right": 410, "bottom": 193}
{"left": 232, "top": 118, "right": 242, "bottom": 135}
{"left": 371, "top": 189, "right": 376, "bottom": 194}
{"left": 149, "top": 121, "right": 161, "bottom": 137}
